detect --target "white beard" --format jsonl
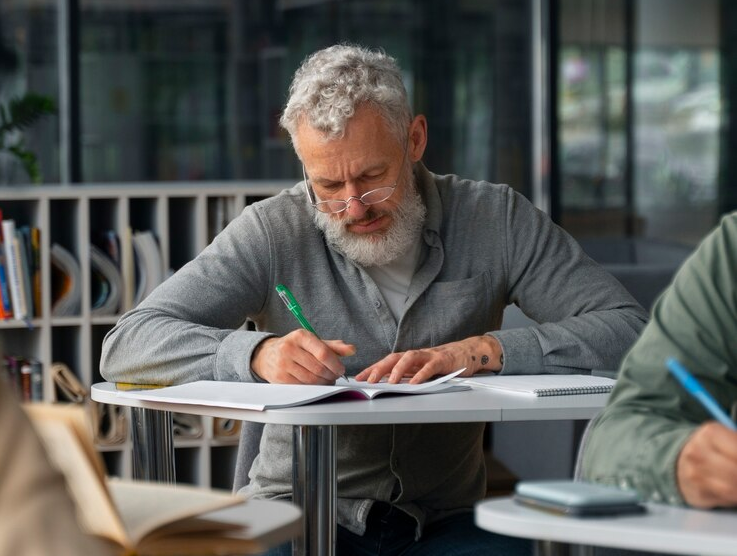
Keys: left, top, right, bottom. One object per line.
{"left": 313, "top": 174, "right": 426, "bottom": 267}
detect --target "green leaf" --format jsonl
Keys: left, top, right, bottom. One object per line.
{"left": 0, "top": 92, "right": 55, "bottom": 183}
{"left": 8, "top": 143, "right": 41, "bottom": 183}
{"left": 0, "top": 93, "right": 56, "bottom": 134}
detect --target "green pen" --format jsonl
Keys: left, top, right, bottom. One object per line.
{"left": 276, "top": 284, "right": 317, "bottom": 334}
{"left": 276, "top": 284, "right": 350, "bottom": 384}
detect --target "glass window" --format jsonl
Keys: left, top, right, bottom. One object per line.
{"left": 3, "top": 1, "right": 534, "bottom": 196}
{"left": 633, "top": 1, "right": 721, "bottom": 245}
{"left": 557, "top": 0, "right": 732, "bottom": 246}
{"left": 67, "top": 0, "right": 534, "bottom": 194}
{"left": 0, "top": 4, "right": 61, "bottom": 184}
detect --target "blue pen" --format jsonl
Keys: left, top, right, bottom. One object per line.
{"left": 666, "top": 357, "right": 737, "bottom": 431}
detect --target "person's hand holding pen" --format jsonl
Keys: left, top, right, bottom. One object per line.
{"left": 251, "top": 285, "right": 355, "bottom": 385}
{"left": 667, "top": 358, "right": 737, "bottom": 509}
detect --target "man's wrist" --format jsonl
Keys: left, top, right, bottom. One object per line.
{"left": 470, "top": 335, "right": 503, "bottom": 373}
{"left": 251, "top": 337, "right": 275, "bottom": 382}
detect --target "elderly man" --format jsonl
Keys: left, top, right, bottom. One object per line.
{"left": 102, "top": 44, "right": 646, "bottom": 555}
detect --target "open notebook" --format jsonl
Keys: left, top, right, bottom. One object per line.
{"left": 113, "top": 368, "right": 468, "bottom": 411}
{"left": 461, "top": 374, "right": 616, "bottom": 397}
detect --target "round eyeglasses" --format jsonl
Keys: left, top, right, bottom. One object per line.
{"left": 303, "top": 182, "right": 396, "bottom": 214}
{"left": 302, "top": 137, "right": 409, "bottom": 214}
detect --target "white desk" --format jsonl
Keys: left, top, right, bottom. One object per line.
{"left": 92, "top": 382, "right": 609, "bottom": 556}
{"left": 475, "top": 496, "right": 737, "bottom": 556}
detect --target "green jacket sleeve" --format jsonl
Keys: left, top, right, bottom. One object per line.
{"left": 580, "top": 212, "right": 737, "bottom": 505}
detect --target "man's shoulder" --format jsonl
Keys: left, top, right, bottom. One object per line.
{"left": 248, "top": 184, "right": 313, "bottom": 222}
{"left": 250, "top": 183, "right": 306, "bottom": 212}
{"left": 431, "top": 171, "right": 512, "bottom": 196}
{"left": 232, "top": 183, "right": 320, "bottom": 242}
{"left": 427, "top": 171, "right": 516, "bottom": 212}
{"left": 718, "top": 210, "right": 737, "bottom": 239}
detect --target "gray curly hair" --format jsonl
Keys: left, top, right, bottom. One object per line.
{"left": 279, "top": 44, "right": 412, "bottom": 152}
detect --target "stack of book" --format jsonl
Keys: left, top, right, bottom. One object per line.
{"left": 1, "top": 354, "right": 43, "bottom": 402}
{"left": 0, "top": 211, "right": 167, "bottom": 321}
{"left": 0, "top": 211, "right": 41, "bottom": 324}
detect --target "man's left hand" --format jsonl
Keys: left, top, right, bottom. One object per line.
{"left": 354, "top": 335, "right": 503, "bottom": 384}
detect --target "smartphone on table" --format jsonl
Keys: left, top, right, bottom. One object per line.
{"left": 514, "top": 480, "right": 646, "bottom": 517}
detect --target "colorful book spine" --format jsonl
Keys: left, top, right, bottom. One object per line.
{"left": 0, "top": 250, "right": 12, "bottom": 319}
{"left": 11, "top": 232, "right": 30, "bottom": 322}
{"left": 18, "top": 227, "right": 34, "bottom": 320}
{"left": 21, "top": 359, "right": 43, "bottom": 401}
{"left": 31, "top": 227, "right": 41, "bottom": 316}
{"left": 2, "top": 219, "right": 27, "bottom": 321}
{"left": 0, "top": 210, "right": 14, "bottom": 319}
{"left": 3, "top": 355, "right": 25, "bottom": 399}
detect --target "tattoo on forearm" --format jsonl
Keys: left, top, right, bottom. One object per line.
{"left": 480, "top": 355, "right": 489, "bottom": 366}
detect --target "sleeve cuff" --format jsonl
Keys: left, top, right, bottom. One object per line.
{"left": 487, "top": 328, "right": 544, "bottom": 374}
{"left": 215, "top": 329, "right": 275, "bottom": 382}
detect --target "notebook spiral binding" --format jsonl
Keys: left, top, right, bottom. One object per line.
{"left": 534, "top": 385, "right": 614, "bottom": 397}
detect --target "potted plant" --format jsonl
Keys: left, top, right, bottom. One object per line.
{"left": 0, "top": 92, "right": 56, "bottom": 184}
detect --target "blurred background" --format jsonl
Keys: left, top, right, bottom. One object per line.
{"left": 3, "top": 0, "right": 736, "bottom": 490}
{"left": 1, "top": 0, "right": 735, "bottom": 245}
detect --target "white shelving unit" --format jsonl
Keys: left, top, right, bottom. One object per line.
{"left": 0, "top": 182, "right": 289, "bottom": 489}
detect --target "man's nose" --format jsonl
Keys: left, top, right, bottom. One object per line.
{"left": 345, "top": 196, "right": 369, "bottom": 218}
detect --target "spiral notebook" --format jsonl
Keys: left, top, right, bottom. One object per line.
{"left": 461, "top": 374, "right": 616, "bottom": 397}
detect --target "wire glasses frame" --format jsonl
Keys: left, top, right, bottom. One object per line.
{"left": 302, "top": 137, "right": 410, "bottom": 214}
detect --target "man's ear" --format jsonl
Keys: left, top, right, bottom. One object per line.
{"left": 408, "top": 115, "right": 428, "bottom": 162}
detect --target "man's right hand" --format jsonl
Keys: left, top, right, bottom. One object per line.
{"left": 251, "top": 329, "right": 356, "bottom": 384}
{"left": 676, "top": 421, "right": 737, "bottom": 508}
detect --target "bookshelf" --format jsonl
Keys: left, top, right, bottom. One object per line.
{"left": 0, "top": 182, "right": 289, "bottom": 488}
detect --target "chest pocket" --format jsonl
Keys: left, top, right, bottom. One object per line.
{"left": 424, "top": 272, "right": 495, "bottom": 346}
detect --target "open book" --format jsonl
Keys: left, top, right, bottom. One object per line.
{"left": 460, "top": 374, "right": 616, "bottom": 397}
{"left": 113, "top": 368, "right": 469, "bottom": 411}
{"left": 24, "top": 403, "right": 298, "bottom": 555}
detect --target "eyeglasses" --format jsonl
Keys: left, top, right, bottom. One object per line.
{"left": 302, "top": 139, "right": 409, "bottom": 214}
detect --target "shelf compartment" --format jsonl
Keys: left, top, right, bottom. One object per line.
{"left": 210, "top": 445, "right": 238, "bottom": 490}
{"left": 168, "top": 196, "right": 198, "bottom": 270}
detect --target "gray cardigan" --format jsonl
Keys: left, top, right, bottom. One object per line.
{"left": 101, "top": 163, "right": 647, "bottom": 536}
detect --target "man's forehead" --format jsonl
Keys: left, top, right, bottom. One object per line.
{"left": 298, "top": 105, "right": 392, "bottom": 141}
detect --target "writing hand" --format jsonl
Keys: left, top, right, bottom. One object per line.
{"left": 354, "top": 335, "right": 501, "bottom": 384}
{"left": 251, "top": 329, "right": 356, "bottom": 384}
{"left": 677, "top": 421, "right": 737, "bottom": 508}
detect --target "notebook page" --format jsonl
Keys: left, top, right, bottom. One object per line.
{"left": 462, "top": 374, "right": 616, "bottom": 396}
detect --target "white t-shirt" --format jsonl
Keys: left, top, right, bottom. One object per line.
{"left": 364, "top": 239, "right": 422, "bottom": 323}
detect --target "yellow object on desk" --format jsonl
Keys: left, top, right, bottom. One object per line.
{"left": 115, "top": 382, "right": 165, "bottom": 391}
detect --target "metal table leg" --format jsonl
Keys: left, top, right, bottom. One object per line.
{"left": 292, "top": 424, "right": 336, "bottom": 556}
{"left": 130, "top": 407, "right": 176, "bottom": 483}
{"left": 535, "top": 540, "right": 573, "bottom": 556}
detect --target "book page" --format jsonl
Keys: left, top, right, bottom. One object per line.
{"left": 25, "top": 403, "right": 106, "bottom": 480}
{"left": 108, "top": 480, "right": 245, "bottom": 546}
{"left": 115, "top": 381, "right": 352, "bottom": 410}
{"left": 348, "top": 367, "right": 468, "bottom": 397}
{"left": 114, "top": 368, "right": 469, "bottom": 410}
{"left": 28, "top": 416, "right": 128, "bottom": 548}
